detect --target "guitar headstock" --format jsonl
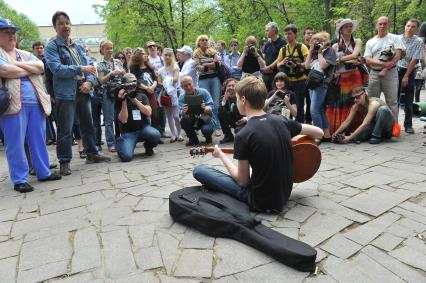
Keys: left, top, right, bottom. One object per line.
{"left": 189, "top": 146, "right": 208, "bottom": 157}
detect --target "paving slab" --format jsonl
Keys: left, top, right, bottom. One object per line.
{"left": 320, "top": 234, "right": 362, "bottom": 259}
{"left": 134, "top": 246, "right": 163, "bottom": 270}
{"left": 371, "top": 232, "right": 404, "bottom": 252}
{"left": 174, "top": 249, "right": 213, "bottom": 277}
{"left": 235, "top": 262, "right": 308, "bottom": 283}
{"left": 72, "top": 227, "right": 101, "bottom": 273}
{"left": 340, "top": 171, "right": 401, "bottom": 189}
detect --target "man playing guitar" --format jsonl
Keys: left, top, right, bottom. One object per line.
{"left": 193, "top": 76, "right": 323, "bottom": 213}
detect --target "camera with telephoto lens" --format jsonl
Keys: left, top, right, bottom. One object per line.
{"left": 247, "top": 44, "right": 256, "bottom": 54}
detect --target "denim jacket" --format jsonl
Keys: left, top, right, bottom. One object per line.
{"left": 45, "top": 36, "right": 96, "bottom": 100}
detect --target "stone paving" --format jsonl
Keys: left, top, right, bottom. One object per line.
{"left": 0, "top": 110, "right": 426, "bottom": 282}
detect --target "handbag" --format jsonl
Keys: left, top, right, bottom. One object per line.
{"left": 325, "top": 75, "right": 340, "bottom": 105}
{"left": 216, "top": 63, "right": 233, "bottom": 83}
{"left": 305, "top": 69, "right": 325, "bottom": 90}
{"left": 159, "top": 87, "right": 172, "bottom": 107}
{"left": 0, "top": 78, "right": 11, "bottom": 115}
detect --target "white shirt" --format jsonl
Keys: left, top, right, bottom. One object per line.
{"left": 364, "top": 33, "right": 405, "bottom": 60}
{"left": 159, "top": 64, "right": 180, "bottom": 106}
{"left": 148, "top": 55, "right": 164, "bottom": 71}
{"left": 180, "top": 58, "right": 199, "bottom": 88}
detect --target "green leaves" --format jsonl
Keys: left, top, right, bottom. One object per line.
{"left": 0, "top": 0, "right": 40, "bottom": 51}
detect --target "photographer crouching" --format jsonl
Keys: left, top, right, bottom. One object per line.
{"left": 218, "top": 78, "right": 244, "bottom": 144}
{"left": 115, "top": 73, "right": 160, "bottom": 162}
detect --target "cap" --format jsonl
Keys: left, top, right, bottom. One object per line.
{"left": 0, "top": 18, "right": 20, "bottom": 30}
{"left": 123, "top": 73, "right": 137, "bottom": 83}
{"left": 176, "top": 45, "right": 193, "bottom": 55}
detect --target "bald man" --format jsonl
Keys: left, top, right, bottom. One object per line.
{"left": 178, "top": 76, "right": 214, "bottom": 146}
{"left": 364, "top": 16, "right": 405, "bottom": 119}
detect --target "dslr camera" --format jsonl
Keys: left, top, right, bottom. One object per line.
{"left": 276, "top": 90, "right": 288, "bottom": 99}
{"left": 313, "top": 42, "right": 329, "bottom": 51}
{"left": 247, "top": 44, "right": 256, "bottom": 54}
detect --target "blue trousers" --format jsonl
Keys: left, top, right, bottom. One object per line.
{"left": 199, "top": 77, "right": 221, "bottom": 129}
{"left": 357, "top": 106, "right": 394, "bottom": 141}
{"left": 193, "top": 164, "right": 249, "bottom": 203}
{"left": 103, "top": 94, "right": 116, "bottom": 147}
{"left": 116, "top": 125, "right": 160, "bottom": 162}
{"left": 56, "top": 93, "right": 98, "bottom": 163}
{"left": 0, "top": 104, "right": 51, "bottom": 184}
{"left": 309, "top": 85, "right": 330, "bottom": 129}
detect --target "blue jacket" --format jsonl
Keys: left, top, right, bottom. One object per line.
{"left": 178, "top": 88, "right": 214, "bottom": 114}
{"left": 44, "top": 36, "right": 96, "bottom": 100}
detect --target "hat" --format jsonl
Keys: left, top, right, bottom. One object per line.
{"left": 335, "top": 19, "right": 358, "bottom": 38}
{"left": 0, "top": 18, "right": 20, "bottom": 30}
{"left": 176, "top": 45, "right": 193, "bottom": 55}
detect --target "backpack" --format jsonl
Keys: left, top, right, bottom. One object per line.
{"left": 169, "top": 186, "right": 317, "bottom": 272}
{"left": 278, "top": 43, "right": 305, "bottom": 78}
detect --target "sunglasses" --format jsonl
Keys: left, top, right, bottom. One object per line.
{"left": 148, "top": 45, "right": 157, "bottom": 48}
{"left": 117, "top": 56, "right": 125, "bottom": 59}
{"left": 352, "top": 92, "right": 364, "bottom": 100}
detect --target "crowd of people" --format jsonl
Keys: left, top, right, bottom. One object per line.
{"left": 0, "top": 11, "right": 426, "bottom": 200}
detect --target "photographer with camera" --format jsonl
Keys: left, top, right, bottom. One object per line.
{"left": 97, "top": 40, "right": 125, "bottom": 152}
{"left": 264, "top": 72, "right": 297, "bottom": 119}
{"left": 218, "top": 78, "right": 244, "bottom": 144}
{"left": 115, "top": 73, "right": 160, "bottom": 162}
{"left": 305, "top": 32, "right": 336, "bottom": 143}
{"left": 365, "top": 16, "right": 404, "bottom": 119}
{"left": 237, "top": 36, "right": 266, "bottom": 79}
{"left": 179, "top": 76, "right": 214, "bottom": 146}
{"left": 269, "top": 24, "right": 308, "bottom": 123}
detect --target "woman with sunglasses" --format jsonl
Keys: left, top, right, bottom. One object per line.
{"left": 193, "top": 35, "right": 222, "bottom": 136}
{"left": 332, "top": 87, "right": 394, "bottom": 144}
{"left": 114, "top": 51, "right": 128, "bottom": 72}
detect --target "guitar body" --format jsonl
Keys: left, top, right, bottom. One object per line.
{"left": 189, "top": 135, "right": 321, "bottom": 183}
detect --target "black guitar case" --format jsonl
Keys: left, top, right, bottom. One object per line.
{"left": 169, "top": 186, "right": 317, "bottom": 272}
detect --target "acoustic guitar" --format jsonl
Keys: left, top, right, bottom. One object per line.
{"left": 189, "top": 135, "right": 321, "bottom": 183}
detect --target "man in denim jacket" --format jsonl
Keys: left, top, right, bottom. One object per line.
{"left": 45, "top": 11, "right": 110, "bottom": 176}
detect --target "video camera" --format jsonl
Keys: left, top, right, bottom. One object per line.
{"left": 107, "top": 78, "right": 138, "bottom": 98}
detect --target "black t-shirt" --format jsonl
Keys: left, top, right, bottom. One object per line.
{"left": 419, "top": 22, "right": 426, "bottom": 44}
{"left": 263, "top": 37, "right": 286, "bottom": 67}
{"left": 233, "top": 113, "right": 302, "bottom": 211}
{"left": 242, "top": 52, "right": 261, "bottom": 73}
{"left": 117, "top": 90, "right": 150, "bottom": 133}
{"left": 266, "top": 89, "right": 297, "bottom": 118}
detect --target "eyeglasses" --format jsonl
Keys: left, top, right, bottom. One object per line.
{"left": 0, "top": 30, "right": 16, "bottom": 35}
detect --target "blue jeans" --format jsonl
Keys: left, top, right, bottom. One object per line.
{"left": 199, "top": 77, "right": 221, "bottom": 129}
{"left": 180, "top": 115, "right": 214, "bottom": 142}
{"left": 0, "top": 104, "right": 51, "bottom": 184}
{"left": 309, "top": 85, "right": 329, "bottom": 129}
{"left": 103, "top": 94, "right": 116, "bottom": 147}
{"left": 56, "top": 93, "right": 98, "bottom": 163}
{"left": 357, "top": 106, "right": 394, "bottom": 141}
{"left": 116, "top": 125, "right": 160, "bottom": 162}
{"left": 193, "top": 164, "right": 249, "bottom": 203}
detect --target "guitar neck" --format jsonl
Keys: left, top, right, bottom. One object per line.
{"left": 203, "top": 147, "right": 234, "bottom": 154}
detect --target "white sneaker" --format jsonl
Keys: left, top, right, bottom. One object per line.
{"left": 214, "top": 129, "right": 222, "bottom": 137}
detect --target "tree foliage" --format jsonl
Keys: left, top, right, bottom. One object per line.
{"left": 0, "top": 0, "right": 40, "bottom": 51}
{"left": 97, "top": 0, "right": 426, "bottom": 51}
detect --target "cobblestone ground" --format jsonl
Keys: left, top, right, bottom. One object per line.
{"left": 0, "top": 105, "right": 426, "bottom": 282}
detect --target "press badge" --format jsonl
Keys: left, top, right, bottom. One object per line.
{"left": 281, "top": 107, "right": 290, "bottom": 119}
{"left": 132, "top": 110, "right": 142, "bottom": 120}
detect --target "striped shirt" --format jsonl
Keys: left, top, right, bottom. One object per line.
{"left": 397, "top": 34, "right": 424, "bottom": 69}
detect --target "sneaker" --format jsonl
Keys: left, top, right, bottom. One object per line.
{"left": 369, "top": 136, "right": 381, "bottom": 144}
{"left": 405, "top": 127, "right": 415, "bottom": 134}
{"left": 176, "top": 136, "right": 184, "bottom": 142}
{"left": 170, "top": 138, "right": 177, "bottom": 143}
{"left": 109, "top": 146, "right": 117, "bottom": 153}
{"left": 60, "top": 162, "right": 72, "bottom": 176}
{"left": 161, "top": 132, "right": 171, "bottom": 138}
{"left": 39, "top": 172, "right": 62, "bottom": 182}
{"left": 214, "top": 129, "right": 222, "bottom": 137}
{"left": 86, "top": 154, "right": 111, "bottom": 164}
{"left": 145, "top": 148, "right": 154, "bottom": 156}
{"left": 14, "top": 182, "right": 34, "bottom": 193}
{"left": 185, "top": 139, "right": 199, "bottom": 147}
{"left": 220, "top": 135, "right": 234, "bottom": 144}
